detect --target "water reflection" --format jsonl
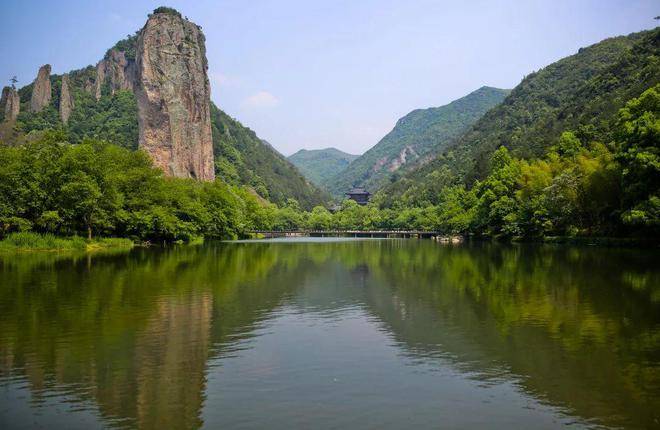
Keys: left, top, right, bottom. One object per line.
{"left": 0, "top": 241, "right": 659, "bottom": 429}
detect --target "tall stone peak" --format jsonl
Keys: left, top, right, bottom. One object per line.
{"left": 30, "top": 64, "right": 52, "bottom": 112}
{"left": 134, "top": 10, "right": 215, "bottom": 181}
{"left": 1, "top": 86, "right": 20, "bottom": 122}
{"left": 59, "top": 74, "right": 73, "bottom": 123}
{"left": 0, "top": 87, "right": 9, "bottom": 113}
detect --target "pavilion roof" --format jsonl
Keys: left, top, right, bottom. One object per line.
{"left": 346, "top": 187, "right": 370, "bottom": 195}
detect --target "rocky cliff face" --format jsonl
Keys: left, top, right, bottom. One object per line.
{"left": 30, "top": 64, "right": 52, "bottom": 112}
{"left": 95, "top": 49, "right": 136, "bottom": 100}
{"left": 0, "top": 87, "right": 8, "bottom": 109}
{"left": 134, "top": 11, "right": 215, "bottom": 181}
{"left": 59, "top": 74, "right": 73, "bottom": 123}
{"left": 1, "top": 87, "right": 20, "bottom": 122}
{"left": 1, "top": 88, "right": 9, "bottom": 119}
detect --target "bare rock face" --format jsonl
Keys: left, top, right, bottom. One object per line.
{"left": 59, "top": 74, "right": 73, "bottom": 123}
{"left": 95, "top": 49, "right": 136, "bottom": 100}
{"left": 94, "top": 61, "right": 106, "bottom": 101}
{"left": 30, "top": 64, "right": 52, "bottom": 112}
{"left": 135, "top": 12, "right": 215, "bottom": 181}
{"left": 1, "top": 87, "right": 20, "bottom": 122}
{"left": 0, "top": 87, "right": 9, "bottom": 115}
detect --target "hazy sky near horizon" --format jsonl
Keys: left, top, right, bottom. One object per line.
{"left": 1, "top": 1, "right": 657, "bottom": 155}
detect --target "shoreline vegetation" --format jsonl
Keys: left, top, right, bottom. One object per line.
{"left": 1, "top": 231, "right": 657, "bottom": 253}
{"left": 0, "top": 232, "right": 133, "bottom": 252}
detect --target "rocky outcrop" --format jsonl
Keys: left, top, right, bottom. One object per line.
{"left": 1, "top": 87, "right": 20, "bottom": 122}
{"left": 95, "top": 49, "right": 136, "bottom": 100}
{"left": 134, "top": 11, "right": 215, "bottom": 181}
{"left": 94, "top": 61, "right": 105, "bottom": 101}
{"left": 30, "top": 64, "right": 52, "bottom": 112}
{"left": 0, "top": 87, "right": 10, "bottom": 117}
{"left": 388, "top": 145, "right": 418, "bottom": 171}
{"left": 0, "top": 87, "right": 8, "bottom": 109}
{"left": 59, "top": 74, "right": 73, "bottom": 123}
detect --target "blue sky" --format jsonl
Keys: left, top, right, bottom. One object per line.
{"left": 1, "top": 1, "right": 657, "bottom": 155}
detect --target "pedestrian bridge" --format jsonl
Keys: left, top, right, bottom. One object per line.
{"left": 249, "top": 230, "right": 462, "bottom": 240}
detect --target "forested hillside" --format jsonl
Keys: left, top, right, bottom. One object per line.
{"left": 8, "top": 67, "right": 140, "bottom": 149}
{"left": 211, "top": 105, "right": 329, "bottom": 208}
{"left": 326, "top": 86, "right": 509, "bottom": 196}
{"left": 382, "top": 27, "right": 660, "bottom": 205}
{"left": 0, "top": 35, "right": 326, "bottom": 210}
{"left": 288, "top": 148, "right": 359, "bottom": 188}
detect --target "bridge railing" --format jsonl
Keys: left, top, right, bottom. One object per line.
{"left": 248, "top": 230, "right": 445, "bottom": 235}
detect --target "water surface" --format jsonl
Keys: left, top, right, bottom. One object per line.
{"left": 1, "top": 239, "right": 659, "bottom": 429}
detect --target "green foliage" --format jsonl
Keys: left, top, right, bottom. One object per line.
{"left": 616, "top": 84, "right": 660, "bottom": 228}
{"left": 7, "top": 62, "right": 320, "bottom": 209}
{"left": 14, "top": 67, "right": 139, "bottom": 149}
{"left": 70, "top": 89, "right": 139, "bottom": 149}
{"left": 259, "top": 85, "right": 659, "bottom": 240}
{"left": 307, "top": 206, "right": 333, "bottom": 230}
{"left": 0, "top": 132, "right": 273, "bottom": 243}
{"left": 106, "top": 34, "right": 138, "bottom": 61}
{"left": 0, "top": 232, "right": 87, "bottom": 250}
{"left": 152, "top": 6, "right": 182, "bottom": 18}
{"left": 327, "top": 86, "right": 510, "bottom": 196}
{"left": 210, "top": 103, "right": 329, "bottom": 209}
{"left": 288, "top": 148, "right": 359, "bottom": 188}
{"left": 383, "top": 27, "right": 660, "bottom": 204}
{"left": 0, "top": 232, "right": 134, "bottom": 251}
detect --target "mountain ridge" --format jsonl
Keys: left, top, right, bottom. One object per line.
{"left": 325, "top": 86, "right": 510, "bottom": 196}
{"left": 379, "top": 27, "right": 660, "bottom": 206}
{"left": 288, "top": 148, "right": 359, "bottom": 188}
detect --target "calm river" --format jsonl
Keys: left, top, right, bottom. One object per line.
{"left": 0, "top": 239, "right": 659, "bottom": 429}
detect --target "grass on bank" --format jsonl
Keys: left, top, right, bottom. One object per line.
{"left": 0, "top": 232, "right": 134, "bottom": 251}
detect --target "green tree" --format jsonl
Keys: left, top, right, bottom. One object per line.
{"left": 307, "top": 206, "right": 333, "bottom": 230}
{"left": 616, "top": 84, "right": 660, "bottom": 230}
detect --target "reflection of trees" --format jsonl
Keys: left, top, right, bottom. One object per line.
{"left": 343, "top": 242, "right": 660, "bottom": 430}
{"left": 0, "top": 244, "right": 311, "bottom": 429}
{"left": 0, "top": 241, "right": 658, "bottom": 429}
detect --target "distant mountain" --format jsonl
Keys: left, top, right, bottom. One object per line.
{"left": 380, "top": 27, "right": 660, "bottom": 205}
{"left": 325, "top": 86, "right": 510, "bottom": 196}
{"left": 288, "top": 148, "right": 359, "bottom": 188}
{"left": 211, "top": 106, "right": 330, "bottom": 209}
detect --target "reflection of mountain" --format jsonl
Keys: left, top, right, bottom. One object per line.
{"left": 134, "top": 292, "right": 212, "bottom": 429}
{"left": 0, "top": 241, "right": 659, "bottom": 429}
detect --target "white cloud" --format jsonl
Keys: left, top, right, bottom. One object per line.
{"left": 241, "top": 91, "right": 279, "bottom": 109}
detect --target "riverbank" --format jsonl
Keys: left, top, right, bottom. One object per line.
{"left": 0, "top": 232, "right": 134, "bottom": 252}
